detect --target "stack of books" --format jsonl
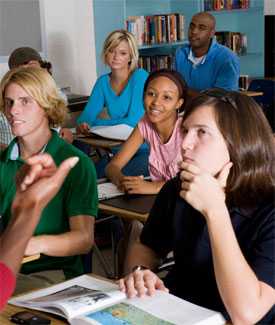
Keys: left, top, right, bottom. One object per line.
{"left": 138, "top": 54, "right": 173, "bottom": 72}
{"left": 126, "top": 13, "right": 185, "bottom": 46}
{"left": 215, "top": 31, "right": 247, "bottom": 55}
{"left": 204, "top": 0, "right": 250, "bottom": 11}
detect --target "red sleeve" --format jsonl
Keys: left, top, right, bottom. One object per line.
{"left": 0, "top": 262, "right": 16, "bottom": 310}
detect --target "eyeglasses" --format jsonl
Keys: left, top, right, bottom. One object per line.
{"left": 201, "top": 88, "right": 238, "bottom": 110}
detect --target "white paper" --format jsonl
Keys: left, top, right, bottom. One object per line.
{"left": 72, "top": 291, "right": 225, "bottom": 325}
{"left": 90, "top": 124, "right": 133, "bottom": 141}
{"left": 97, "top": 182, "right": 124, "bottom": 201}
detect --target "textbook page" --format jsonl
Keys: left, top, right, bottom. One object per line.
{"left": 9, "top": 275, "right": 125, "bottom": 321}
{"left": 98, "top": 182, "right": 124, "bottom": 200}
{"left": 90, "top": 124, "right": 133, "bottom": 141}
{"left": 72, "top": 290, "right": 226, "bottom": 325}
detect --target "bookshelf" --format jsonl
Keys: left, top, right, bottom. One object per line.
{"left": 93, "top": 0, "right": 264, "bottom": 77}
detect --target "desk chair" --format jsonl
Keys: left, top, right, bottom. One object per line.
{"left": 156, "top": 251, "right": 175, "bottom": 275}
{"left": 81, "top": 214, "right": 122, "bottom": 278}
{"left": 248, "top": 79, "right": 275, "bottom": 131}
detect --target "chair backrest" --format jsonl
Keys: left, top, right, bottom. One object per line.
{"left": 248, "top": 79, "right": 275, "bottom": 131}
{"left": 248, "top": 79, "right": 275, "bottom": 107}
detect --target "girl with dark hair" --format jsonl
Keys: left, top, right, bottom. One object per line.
{"left": 120, "top": 89, "right": 275, "bottom": 324}
{"left": 106, "top": 69, "right": 188, "bottom": 195}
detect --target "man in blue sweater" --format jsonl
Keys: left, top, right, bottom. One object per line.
{"left": 175, "top": 12, "right": 240, "bottom": 98}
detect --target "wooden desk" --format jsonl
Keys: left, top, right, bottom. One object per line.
{"left": 75, "top": 135, "right": 122, "bottom": 150}
{"left": 67, "top": 94, "right": 89, "bottom": 113}
{"left": 22, "top": 254, "right": 40, "bottom": 264}
{"left": 241, "top": 90, "right": 263, "bottom": 97}
{"left": 0, "top": 305, "right": 67, "bottom": 325}
{"left": 99, "top": 202, "right": 149, "bottom": 223}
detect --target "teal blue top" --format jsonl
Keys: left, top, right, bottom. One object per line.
{"left": 77, "top": 68, "right": 148, "bottom": 127}
{"left": 175, "top": 39, "right": 240, "bottom": 91}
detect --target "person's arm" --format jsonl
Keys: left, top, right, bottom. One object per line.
{"left": 24, "top": 215, "right": 94, "bottom": 256}
{"left": 0, "top": 143, "right": 7, "bottom": 150}
{"left": 179, "top": 162, "right": 275, "bottom": 324}
{"left": 24, "top": 152, "right": 98, "bottom": 257}
{"left": 119, "top": 240, "right": 168, "bottom": 298}
{"left": 119, "top": 180, "right": 177, "bottom": 297}
{"left": 105, "top": 126, "right": 144, "bottom": 188}
{"left": 89, "top": 69, "right": 148, "bottom": 127}
{"left": 123, "top": 240, "right": 160, "bottom": 275}
{"left": 213, "top": 55, "right": 240, "bottom": 91}
{"left": 77, "top": 77, "right": 105, "bottom": 127}
{"left": 120, "top": 176, "right": 165, "bottom": 195}
{"left": 206, "top": 207, "right": 275, "bottom": 324}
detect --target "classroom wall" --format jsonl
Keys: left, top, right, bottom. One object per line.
{"left": 264, "top": 0, "right": 275, "bottom": 15}
{"left": 42, "top": 0, "right": 97, "bottom": 94}
{"left": 0, "top": 0, "right": 97, "bottom": 95}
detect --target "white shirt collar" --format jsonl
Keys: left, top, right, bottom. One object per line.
{"left": 188, "top": 49, "right": 206, "bottom": 66}
{"left": 10, "top": 141, "right": 47, "bottom": 161}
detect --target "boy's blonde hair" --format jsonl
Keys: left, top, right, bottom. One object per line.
{"left": 101, "top": 29, "right": 139, "bottom": 72}
{"left": 0, "top": 67, "right": 68, "bottom": 127}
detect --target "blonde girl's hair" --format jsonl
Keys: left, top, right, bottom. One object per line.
{"left": 0, "top": 67, "right": 68, "bottom": 127}
{"left": 101, "top": 29, "right": 139, "bottom": 72}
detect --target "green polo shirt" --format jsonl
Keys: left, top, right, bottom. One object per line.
{"left": 0, "top": 131, "right": 98, "bottom": 278}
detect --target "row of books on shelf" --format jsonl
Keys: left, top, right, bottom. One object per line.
{"left": 138, "top": 54, "right": 173, "bottom": 72}
{"left": 204, "top": 0, "right": 249, "bottom": 11}
{"left": 126, "top": 13, "right": 184, "bottom": 46}
{"left": 215, "top": 31, "right": 247, "bottom": 55}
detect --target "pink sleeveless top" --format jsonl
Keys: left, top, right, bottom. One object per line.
{"left": 138, "top": 116, "right": 183, "bottom": 181}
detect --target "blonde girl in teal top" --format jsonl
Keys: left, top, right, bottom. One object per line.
{"left": 77, "top": 30, "right": 148, "bottom": 131}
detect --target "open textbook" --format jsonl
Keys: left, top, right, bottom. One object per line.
{"left": 97, "top": 182, "right": 124, "bottom": 201}
{"left": 9, "top": 275, "right": 226, "bottom": 325}
{"left": 89, "top": 124, "right": 133, "bottom": 141}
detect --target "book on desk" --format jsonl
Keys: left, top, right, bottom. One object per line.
{"left": 9, "top": 274, "right": 226, "bottom": 325}
{"left": 97, "top": 181, "right": 156, "bottom": 214}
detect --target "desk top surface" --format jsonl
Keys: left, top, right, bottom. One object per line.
{"left": 22, "top": 254, "right": 40, "bottom": 264}
{"left": 99, "top": 202, "right": 149, "bottom": 223}
{"left": 67, "top": 93, "right": 89, "bottom": 104}
{"left": 74, "top": 135, "right": 122, "bottom": 149}
{"left": 241, "top": 90, "right": 263, "bottom": 97}
{"left": 1, "top": 305, "right": 68, "bottom": 324}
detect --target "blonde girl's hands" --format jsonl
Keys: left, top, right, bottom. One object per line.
{"left": 76, "top": 122, "right": 91, "bottom": 135}
{"left": 118, "top": 269, "right": 168, "bottom": 298}
{"left": 179, "top": 162, "right": 232, "bottom": 218}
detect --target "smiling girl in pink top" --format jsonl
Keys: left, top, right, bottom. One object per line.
{"left": 106, "top": 69, "right": 188, "bottom": 194}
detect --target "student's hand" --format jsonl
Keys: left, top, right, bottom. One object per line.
{"left": 13, "top": 153, "right": 79, "bottom": 211}
{"left": 120, "top": 175, "right": 151, "bottom": 194}
{"left": 118, "top": 269, "right": 168, "bottom": 298}
{"left": 59, "top": 127, "right": 73, "bottom": 143}
{"left": 76, "top": 122, "right": 91, "bottom": 135}
{"left": 179, "top": 161, "right": 232, "bottom": 218}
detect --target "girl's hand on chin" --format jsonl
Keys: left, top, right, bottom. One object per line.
{"left": 179, "top": 162, "right": 232, "bottom": 217}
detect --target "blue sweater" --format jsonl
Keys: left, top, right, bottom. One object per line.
{"left": 175, "top": 39, "right": 240, "bottom": 91}
{"left": 77, "top": 68, "right": 148, "bottom": 128}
